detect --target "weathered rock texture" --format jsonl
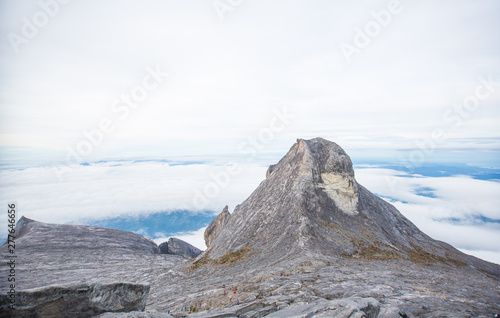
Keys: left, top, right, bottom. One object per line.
{"left": 0, "top": 282, "right": 149, "bottom": 318}
{"left": 204, "top": 205, "right": 231, "bottom": 248}
{"left": 202, "top": 138, "right": 500, "bottom": 277}
{"left": 159, "top": 238, "right": 202, "bottom": 259}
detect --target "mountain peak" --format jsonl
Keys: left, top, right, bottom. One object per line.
{"left": 265, "top": 138, "right": 358, "bottom": 216}
{"left": 200, "top": 138, "right": 500, "bottom": 277}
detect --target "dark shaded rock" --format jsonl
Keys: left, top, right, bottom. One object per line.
{"left": 204, "top": 205, "right": 231, "bottom": 248}
{"left": 0, "top": 282, "right": 149, "bottom": 318}
{"left": 266, "top": 164, "right": 277, "bottom": 178}
{"left": 159, "top": 238, "right": 202, "bottom": 259}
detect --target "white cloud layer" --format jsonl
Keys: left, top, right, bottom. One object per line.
{"left": 0, "top": 161, "right": 267, "bottom": 226}
{"left": 1, "top": 160, "right": 499, "bottom": 264}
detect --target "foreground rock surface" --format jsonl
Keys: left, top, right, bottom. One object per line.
{"left": 0, "top": 282, "right": 149, "bottom": 318}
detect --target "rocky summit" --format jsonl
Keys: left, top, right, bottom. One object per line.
{"left": 1, "top": 138, "right": 500, "bottom": 317}
{"left": 202, "top": 138, "right": 499, "bottom": 276}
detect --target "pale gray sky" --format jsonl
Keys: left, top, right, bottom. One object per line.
{"left": 1, "top": 0, "right": 499, "bottom": 163}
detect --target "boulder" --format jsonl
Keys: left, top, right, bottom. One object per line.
{"left": 0, "top": 282, "right": 150, "bottom": 318}
{"left": 159, "top": 238, "right": 202, "bottom": 259}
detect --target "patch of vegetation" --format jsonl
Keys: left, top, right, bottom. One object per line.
{"left": 407, "top": 244, "right": 466, "bottom": 267}
{"left": 190, "top": 245, "right": 251, "bottom": 270}
{"left": 351, "top": 239, "right": 402, "bottom": 260}
{"left": 215, "top": 245, "right": 251, "bottom": 266}
{"left": 190, "top": 248, "right": 213, "bottom": 270}
{"left": 318, "top": 218, "right": 402, "bottom": 260}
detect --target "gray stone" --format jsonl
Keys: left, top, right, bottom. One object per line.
{"left": 0, "top": 282, "right": 149, "bottom": 318}
{"left": 94, "top": 309, "right": 172, "bottom": 317}
{"left": 204, "top": 205, "right": 231, "bottom": 248}
{"left": 266, "top": 297, "right": 379, "bottom": 318}
{"left": 159, "top": 238, "right": 202, "bottom": 259}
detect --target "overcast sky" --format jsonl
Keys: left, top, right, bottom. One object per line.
{"left": 1, "top": 0, "right": 499, "bottom": 163}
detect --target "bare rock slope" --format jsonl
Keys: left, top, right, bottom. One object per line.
{"left": 203, "top": 138, "right": 499, "bottom": 276}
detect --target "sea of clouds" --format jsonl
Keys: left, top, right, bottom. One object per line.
{"left": 1, "top": 160, "right": 499, "bottom": 263}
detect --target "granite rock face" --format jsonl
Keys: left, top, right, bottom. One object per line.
{"left": 203, "top": 138, "right": 500, "bottom": 277}
{"left": 159, "top": 238, "right": 202, "bottom": 259}
{"left": 204, "top": 205, "right": 231, "bottom": 248}
{"left": 0, "top": 282, "right": 149, "bottom": 318}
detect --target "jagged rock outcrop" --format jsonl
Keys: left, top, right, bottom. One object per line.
{"left": 202, "top": 138, "right": 500, "bottom": 277}
{"left": 159, "top": 238, "right": 202, "bottom": 259}
{"left": 204, "top": 205, "right": 231, "bottom": 248}
{"left": 0, "top": 282, "right": 149, "bottom": 318}
{"left": 266, "top": 164, "right": 277, "bottom": 178}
